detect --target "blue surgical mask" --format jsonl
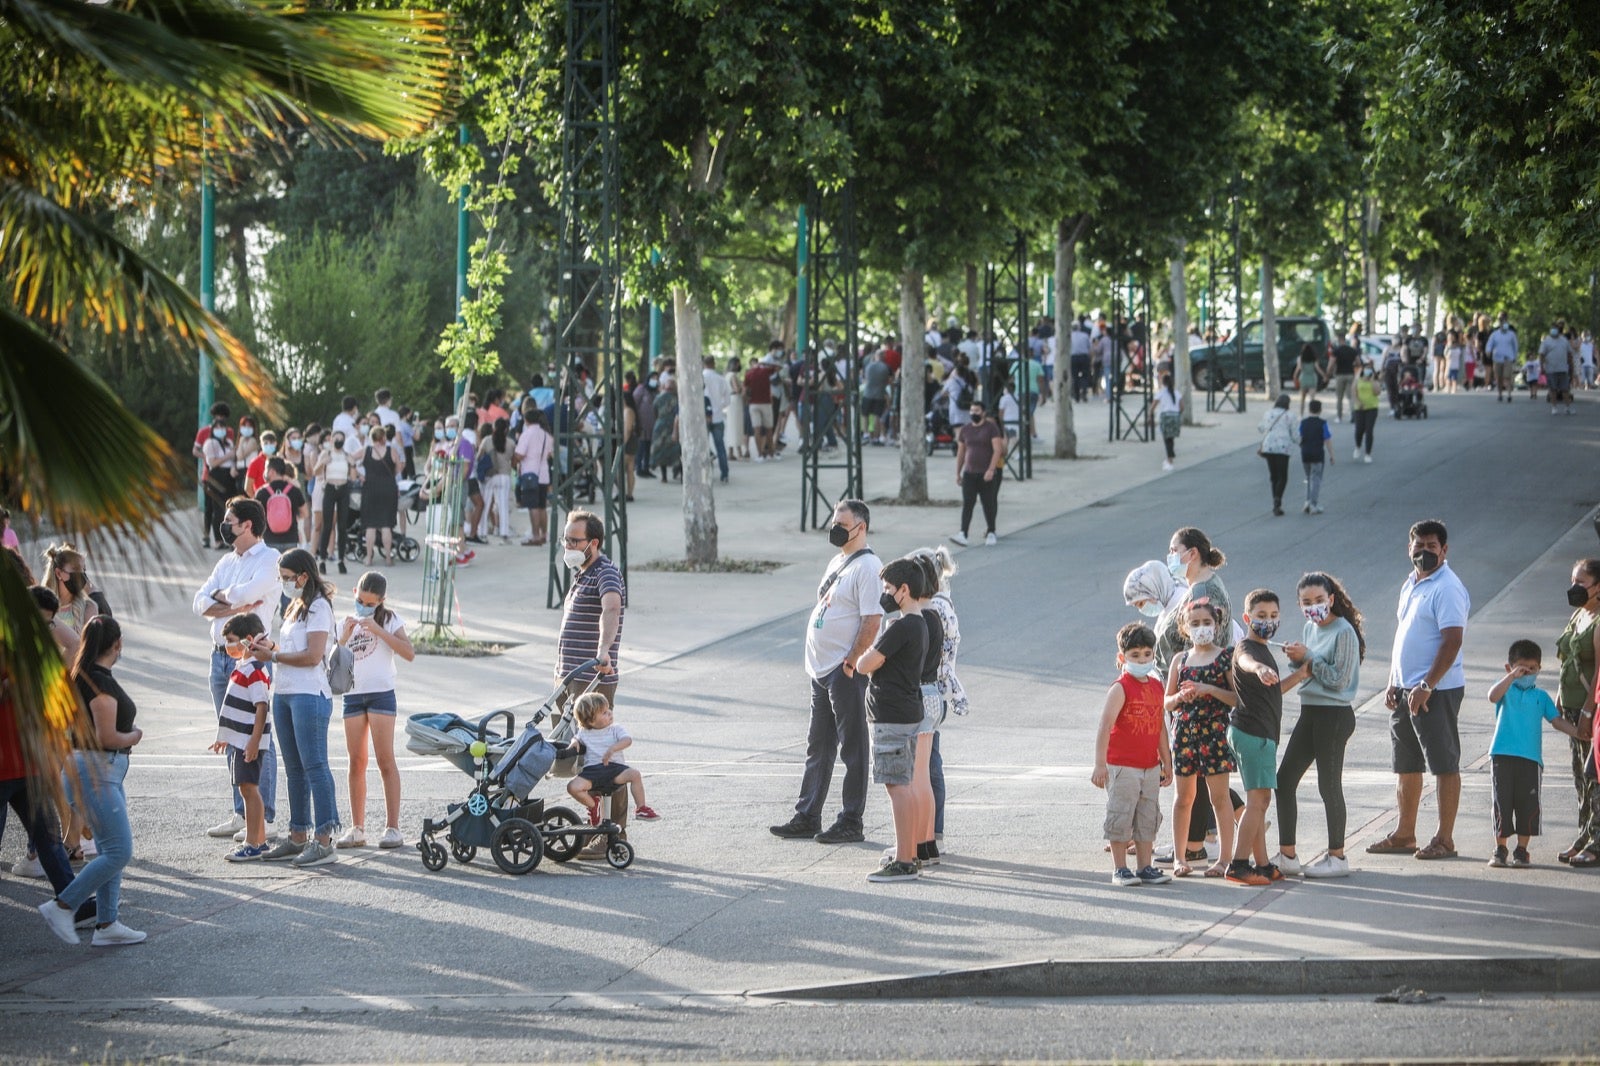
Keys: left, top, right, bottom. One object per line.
{"left": 354, "top": 603, "right": 377, "bottom": 619}
{"left": 1165, "top": 551, "right": 1185, "bottom": 579}
{"left": 445, "top": 428, "right": 458, "bottom": 440}
{"left": 1123, "top": 660, "right": 1158, "bottom": 680}
{"left": 1512, "top": 674, "right": 1538, "bottom": 691}
{"left": 1137, "top": 601, "right": 1162, "bottom": 618}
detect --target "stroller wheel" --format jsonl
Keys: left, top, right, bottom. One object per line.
{"left": 450, "top": 840, "right": 476, "bottom": 865}
{"left": 540, "top": 806, "right": 584, "bottom": 863}
{"left": 397, "top": 537, "right": 420, "bottom": 563}
{"left": 605, "top": 838, "right": 635, "bottom": 870}
{"left": 491, "top": 817, "right": 543, "bottom": 875}
{"left": 419, "top": 840, "right": 448, "bottom": 872}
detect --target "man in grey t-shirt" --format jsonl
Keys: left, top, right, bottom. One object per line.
{"left": 1540, "top": 323, "right": 1574, "bottom": 414}
{"left": 862, "top": 354, "right": 893, "bottom": 445}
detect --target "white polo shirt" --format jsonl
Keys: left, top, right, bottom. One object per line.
{"left": 1390, "top": 561, "right": 1469, "bottom": 689}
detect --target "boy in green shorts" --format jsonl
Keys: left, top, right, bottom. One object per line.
{"left": 1227, "top": 589, "right": 1287, "bottom": 885}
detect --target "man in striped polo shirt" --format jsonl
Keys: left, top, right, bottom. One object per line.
{"left": 557, "top": 510, "right": 627, "bottom": 856}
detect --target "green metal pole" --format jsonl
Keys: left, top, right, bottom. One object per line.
{"left": 453, "top": 124, "right": 469, "bottom": 409}
{"left": 795, "top": 204, "right": 809, "bottom": 355}
{"left": 648, "top": 249, "right": 662, "bottom": 361}
{"left": 197, "top": 160, "right": 216, "bottom": 510}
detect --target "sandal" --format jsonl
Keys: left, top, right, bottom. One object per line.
{"left": 1364, "top": 833, "right": 1419, "bottom": 855}
{"left": 1413, "top": 840, "right": 1457, "bottom": 861}
{"left": 1173, "top": 863, "right": 1193, "bottom": 877}
{"left": 1570, "top": 849, "right": 1600, "bottom": 868}
{"left": 1204, "top": 861, "right": 1228, "bottom": 878}
{"left": 1557, "top": 837, "right": 1591, "bottom": 864}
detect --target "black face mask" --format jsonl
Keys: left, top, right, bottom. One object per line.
{"left": 879, "top": 591, "right": 900, "bottom": 614}
{"left": 1569, "top": 583, "right": 1591, "bottom": 609}
{"left": 219, "top": 522, "right": 239, "bottom": 546}
{"left": 970, "top": 412, "right": 985, "bottom": 424}
{"left": 64, "top": 572, "right": 87, "bottom": 596}
{"left": 1411, "top": 549, "right": 1440, "bottom": 575}
{"left": 828, "top": 523, "right": 852, "bottom": 548}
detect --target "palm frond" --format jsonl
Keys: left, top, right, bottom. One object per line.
{"left": 0, "top": 557, "right": 86, "bottom": 807}
{"left": 0, "top": 181, "right": 278, "bottom": 415}
{"left": 0, "top": 308, "right": 178, "bottom": 533}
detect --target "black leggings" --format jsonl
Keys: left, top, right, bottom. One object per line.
{"left": 1352, "top": 408, "right": 1377, "bottom": 455}
{"left": 318, "top": 482, "right": 350, "bottom": 560}
{"left": 1276, "top": 703, "right": 1356, "bottom": 850}
{"left": 1263, "top": 453, "right": 1290, "bottom": 508}
{"left": 1186, "top": 777, "right": 1247, "bottom": 843}
{"left": 959, "top": 469, "right": 1001, "bottom": 537}
{"left": 1163, "top": 435, "right": 1176, "bottom": 460}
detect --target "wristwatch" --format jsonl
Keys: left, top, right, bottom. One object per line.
{"left": 1415, "top": 680, "right": 1433, "bottom": 693}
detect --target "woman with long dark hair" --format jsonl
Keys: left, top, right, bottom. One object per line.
{"left": 1275, "top": 571, "right": 1365, "bottom": 878}
{"left": 485, "top": 417, "right": 515, "bottom": 543}
{"left": 255, "top": 548, "right": 341, "bottom": 867}
{"left": 359, "top": 424, "right": 400, "bottom": 566}
{"left": 37, "top": 617, "right": 146, "bottom": 946}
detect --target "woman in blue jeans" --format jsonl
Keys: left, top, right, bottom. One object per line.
{"left": 37, "top": 617, "right": 146, "bottom": 947}
{"left": 256, "top": 549, "right": 341, "bottom": 867}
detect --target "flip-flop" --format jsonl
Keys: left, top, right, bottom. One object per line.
{"left": 1570, "top": 850, "right": 1600, "bottom": 868}
{"left": 1173, "top": 863, "right": 1193, "bottom": 878}
{"left": 1364, "top": 834, "right": 1419, "bottom": 854}
{"left": 1204, "top": 862, "right": 1228, "bottom": 878}
{"left": 1413, "top": 841, "right": 1457, "bottom": 860}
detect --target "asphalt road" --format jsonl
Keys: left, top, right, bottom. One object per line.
{"left": 4, "top": 391, "right": 1600, "bottom": 1063}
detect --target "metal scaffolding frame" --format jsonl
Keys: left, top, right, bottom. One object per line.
{"left": 1108, "top": 278, "right": 1154, "bottom": 442}
{"left": 548, "top": 0, "right": 627, "bottom": 608}
{"left": 799, "top": 183, "right": 863, "bottom": 531}
{"left": 1205, "top": 190, "right": 1246, "bottom": 414}
{"left": 983, "top": 233, "right": 1032, "bottom": 480}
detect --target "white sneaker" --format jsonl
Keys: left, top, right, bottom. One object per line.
{"left": 378, "top": 827, "right": 405, "bottom": 849}
{"left": 234, "top": 826, "right": 281, "bottom": 843}
{"left": 984, "top": 532, "right": 997, "bottom": 546}
{"left": 1272, "top": 852, "right": 1303, "bottom": 876}
{"left": 335, "top": 826, "right": 367, "bottom": 849}
{"left": 1353, "top": 448, "right": 1362, "bottom": 461}
{"left": 949, "top": 532, "right": 969, "bottom": 546}
{"left": 1303, "top": 853, "right": 1350, "bottom": 878}
{"left": 1363, "top": 454, "right": 1372, "bottom": 464}
{"left": 38, "top": 900, "right": 79, "bottom": 944}
{"left": 1162, "top": 460, "right": 1174, "bottom": 471}
{"left": 91, "top": 920, "right": 147, "bottom": 946}
{"left": 207, "top": 813, "right": 245, "bottom": 838}
{"left": 12, "top": 854, "right": 46, "bottom": 879}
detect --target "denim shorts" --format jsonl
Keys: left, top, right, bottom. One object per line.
{"left": 342, "top": 690, "right": 398, "bottom": 718}
{"left": 917, "top": 683, "right": 942, "bottom": 735}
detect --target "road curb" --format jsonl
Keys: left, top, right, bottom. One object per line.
{"left": 752, "top": 955, "right": 1600, "bottom": 1000}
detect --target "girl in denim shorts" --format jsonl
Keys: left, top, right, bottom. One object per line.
{"left": 336, "top": 572, "right": 415, "bottom": 850}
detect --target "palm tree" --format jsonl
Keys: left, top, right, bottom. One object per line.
{"left": 0, "top": 0, "right": 453, "bottom": 777}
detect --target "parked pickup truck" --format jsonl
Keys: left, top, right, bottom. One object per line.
{"left": 1188, "top": 316, "right": 1333, "bottom": 390}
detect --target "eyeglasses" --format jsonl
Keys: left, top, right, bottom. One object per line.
{"left": 562, "top": 536, "right": 593, "bottom": 547}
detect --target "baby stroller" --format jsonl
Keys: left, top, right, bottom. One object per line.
{"left": 1396, "top": 365, "right": 1428, "bottom": 419}
{"left": 925, "top": 406, "right": 956, "bottom": 455}
{"left": 342, "top": 482, "right": 422, "bottom": 563}
{"left": 404, "top": 659, "right": 634, "bottom": 874}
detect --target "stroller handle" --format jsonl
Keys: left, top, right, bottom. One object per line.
{"left": 477, "top": 709, "right": 513, "bottom": 743}
{"left": 557, "top": 657, "right": 606, "bottom": 687}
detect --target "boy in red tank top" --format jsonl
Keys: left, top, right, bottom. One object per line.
{"left": 1092, "top": 623, "right": 1174, "bottom": 887}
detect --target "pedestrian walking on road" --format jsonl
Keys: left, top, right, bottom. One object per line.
{"left": 951, "top": 402, "right": 1005, "bottom": 546}
{"left": 771, "top": 500, "right": 882, "bottom": 844}
{"left": 1298, "top": 400, "right": 1333, "bottom": 515}
{"left": 1257, "top": 394, "right": 1299, "bottom": 517}
{"left": 1540, "top": 322, "right": 1575, "bottom": 414}
{"left": 1367, "top": 519, "right": 1468, "bottom": 861}
{"left": 1352, "top": 364, "right": 1380, "bottom": 463}
{"left": 1554, "top": 560, "right": 1600, "bottom": 867}
{"left": 1156, "top": 373, "right": 1181, "bottom": 472}
{"left": 1274, "top": 571, "right": 1364, "bottom": 879}
{"left": 38, "top": 617, "right": 146, "bottom": 946}
{"left": 1488, "top": 313, "right": 1520, "bottom": 401}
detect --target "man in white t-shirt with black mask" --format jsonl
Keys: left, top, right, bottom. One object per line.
{"left": 771, "top": 499, "right": 883, "bottom": 844}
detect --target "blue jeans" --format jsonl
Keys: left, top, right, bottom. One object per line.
{"left": 211, "top": 648, "right": 277, "bottom": 823}
{"left": 709, "top": 421, "right": 729, "bottom": 480}
{"left": 0, "top": 776, "right": 94, "bottom": 922}
{"left": 930, "top": 731, "right": 945, "bottom": 836}
{"left": 273, "top": 693, "right": 340, "bottom": 837}
{"left": 58, "top": 752, "right": 133, "bottom": 925}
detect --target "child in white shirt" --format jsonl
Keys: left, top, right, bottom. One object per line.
{"left": 567, "top": 693, "right": 658, "bottom": 820}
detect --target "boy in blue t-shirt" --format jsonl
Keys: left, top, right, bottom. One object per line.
{"left": 1297, "top": 400, "right": 1333, "bottom": 514}
{"left": 1485, "top": 639, "right": 1580, "bottom": 868}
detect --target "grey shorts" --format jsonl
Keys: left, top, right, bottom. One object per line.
{"left": 871, "top": 721, "right": 919, "bottom": 785}
{"left": 1391, "top": 686, "right": 1463, "bottom": 775}
{"left": 1104, "top": 764, "right": 1162, "bottom": 842}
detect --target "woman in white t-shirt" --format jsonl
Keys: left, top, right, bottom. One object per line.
{"left": 254, "top": 548, "right": 341, "bottom": 867}
{"left": 335, "top": 572, "right": 415, "bottom": 850}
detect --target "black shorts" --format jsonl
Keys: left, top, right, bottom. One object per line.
{"left": 862, "top": 397, "right": 887, "bottom": 417}
{"left": 576, "top": 762, "right": 630, "bottom": 791}
{"left": 466, "top": 477, "right": 482, "bottom": 498}
{"left": 228, "top": 746, "right": 263, "bottom": 787}
{"left": 516, "top": 477, "right": 548, "bottom": 509}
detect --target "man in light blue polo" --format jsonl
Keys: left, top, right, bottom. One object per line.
{"left": 1368, "top": 518, "right": 1468, "bottom": 861}
{"left": 1486, "top": 312, "right": 1520, "bottom": 402}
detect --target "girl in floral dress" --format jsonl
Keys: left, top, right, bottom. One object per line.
{"left": 1163, "top": 598, "right": 1238, "bottom": 876}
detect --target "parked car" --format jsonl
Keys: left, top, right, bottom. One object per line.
{"left": 1189, "top": 316, "right": 1333, "bottom": 390}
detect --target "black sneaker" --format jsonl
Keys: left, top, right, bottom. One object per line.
{"left": 866, "top": 860, "right": 920, "bottom": 883}
{"left": 814, "top": 822, "right": 865, "bottom": 844}
{"left": 1488, "top": 845, "right": 1509, "bottom": 868}
{"left": 1510, "top": 846, "right": 1532, "bottom": 868}
{"left": 769, "top": 816, "right": 821, "bottom": 839}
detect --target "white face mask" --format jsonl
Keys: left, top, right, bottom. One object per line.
{"left": 562, "top": 548, "right": 587, "bottom": 570}
{"left": 281, "top": 579, "right": 300, "bottom": 600}
{"left": 1123, "top": 660, "right": 1158, "bottom": 680}
{"left": 1189, "top": 624, "right": 1216, "bottom": 647}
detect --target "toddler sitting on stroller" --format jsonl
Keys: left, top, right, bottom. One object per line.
{"left": 568, "top": 693, "right": 660, "bottom": 821}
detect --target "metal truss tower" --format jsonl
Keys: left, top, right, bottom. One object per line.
{"left": 1108, "top": 277, "right": 1154, "bottom": 443}
{"left": 983, "top": 233, "right": 1032, "bottom": 480}
{"left": 1205, "top": 190, "right": 1246, "bottom": 414}
{"left": 799, "top": 183, "right": 863, "bottom": 530}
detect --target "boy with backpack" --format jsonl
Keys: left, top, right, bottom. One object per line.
{"left": 254, "top": 456, "right": 307, "bottom": 551}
